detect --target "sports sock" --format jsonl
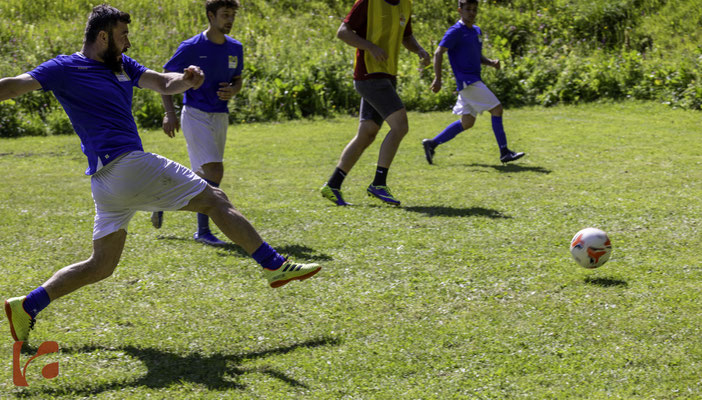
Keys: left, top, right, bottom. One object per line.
{"left": 22, "top": 286, "right": 50, "bottom": 318}
{"left": 491, "top": 116, "right": 508, "bottom": 150}
{"left": 198, "top": 178, "right": 220, "bottom": 235}
{"left": 252, "top": 242, "right": 286, "bottom": 270}
{"left": 372, "top": 166, "right": 389, "bottom": 187}
{"left": 432, "top": 120, "right": 464, "bottom": 145}
{"left": 327, "top": 167, "right": 347, "bottom": 190}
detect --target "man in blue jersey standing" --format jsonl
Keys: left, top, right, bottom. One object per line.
{"left": 151, "top": 0, "right": 243, "bottom": 247}
{"left": 422, "top": 0, "right": 524, "bottom": 165}
{"left": 1, "top": 4, "right": 321, "bottom": 343}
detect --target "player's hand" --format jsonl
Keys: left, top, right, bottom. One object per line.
{"left": 418, "top": 49, "right": 431, "bottom": 68}
{"left": 491, "top": 59, "right": 501, "bottom": 70}
{"left": 217, "top": 82, "right": 236, "bottom": 101}
{"left": 430, "top": 78, "right": 442, "bottom": 93}
{"left": 368, "top": 44, "right": 388, "bottom": 63}
{"left": 182, "top": 65, "right": 204, "bottom": 90}
{"left": 162, "top": 112, "right": 180, "bottom": 138}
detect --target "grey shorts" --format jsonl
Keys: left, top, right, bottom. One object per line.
{"left": 354, "top": 77, "right": 404, "bottom": 127}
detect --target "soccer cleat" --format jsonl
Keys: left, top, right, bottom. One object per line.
{"left": 151, "top": 211, "right": 163, "bottom": 229}
{"left": 500, "top": 149, "right": 525, "bottom": 163}
{"left": 263, "top": 259, "right": 321, "bottom": 288}
{"left": 367, "top": 184, "right": 401, "bottom": 206}
{"left": 422, "top": 139, "right": 435, "bottom": 165}
{"left": 320, "top": 184, "right": 350, "bottom": 206}
{"left": 5, "top": 297, "right": 35, "bottom": 342}
{"left": 193, "top": 232, "right": 227, "bottom": 247}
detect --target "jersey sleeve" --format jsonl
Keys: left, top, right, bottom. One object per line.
{"left": 344, "top": 0, "right": 367, "bottom": 33}
{"left": 438, "top": 25, "right": 460, "bottom": 49}
{"left": 234, "top": 45, "right": 244, "bottom": 77}
{"left": 26, "top": 58, "right": 64, "bottom": 92}
{"left": 121, "top": 55, "right": 148, "bottom": 87}
{"left": 163, "top": 42, "right": 191, "bottom": 73}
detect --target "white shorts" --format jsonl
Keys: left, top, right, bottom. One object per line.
{"left": 90, "top": 151, "right": 208, "bottom": 240}
{"left": 181, "top": 105, "right": 229, "bottom": 175}
{"left": 452, "top": 81, "right": 501, "bottom": 117}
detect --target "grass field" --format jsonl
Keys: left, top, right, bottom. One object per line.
{"left": 0, "top": 101, "right": 700, "bottom": 398}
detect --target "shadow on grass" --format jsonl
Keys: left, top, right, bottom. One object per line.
{"left": 404, "top": 205, "right": 511, "bottom": 219}
{"left": 466, "top": 163, "right": 551, "bottom": 174}
{"left": 17, "top": 336, "right": 341, "bottom": 396}
{"left": 584, "top": 276, "right": 628, "bottom": 287}
{"left": 157, "top": 236, "right": 332, "bottom": 261}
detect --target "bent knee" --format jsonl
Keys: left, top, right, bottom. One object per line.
{"left": 88, "top": 256, "right": 119, "bottom": 281}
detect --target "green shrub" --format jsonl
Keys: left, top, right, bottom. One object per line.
{"left": 0, "top": 0, "right": 699, "bottom": 137}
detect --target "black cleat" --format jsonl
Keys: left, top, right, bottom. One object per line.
{"left": 422, "top": 139, "right": 435, "bottom": 165}
{"left": 500, "top": 149, "right": 525, "bottom": 163}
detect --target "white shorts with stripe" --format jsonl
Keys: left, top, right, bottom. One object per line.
{"left": 452, "top": 81, "right": 501, "bottom": 117}
{"left": 181, "top": 105, "right": 229, "bottom": 175}
{"left": 90, "top": 151, "right": 207, "bottom": 240}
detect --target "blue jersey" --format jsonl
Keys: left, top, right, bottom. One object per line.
{"left": 28, "top": 53, "right": 148, "bottom": 175}
{"left": 439, "top": 21, "right": 483, "bottom": 91}
{"left": 164, "top": 33, "right": 243, "bottom": 113}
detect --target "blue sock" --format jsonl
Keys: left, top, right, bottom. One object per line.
{"left": 252, "top": 242, "right": 286, "bottom": 270}
{"left": 22, "top": 286, "right": 50, "bottom": 318}
{"left": 198, "top": 178, "right": 219, "bottom": 235}
{"left": 491, "top": 116, "right": 508, "bottom": 150}
{"left": 432, "top": 120, "right": 464, "bottom": 145}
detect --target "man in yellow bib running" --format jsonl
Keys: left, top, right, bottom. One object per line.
{"left": 321, "top": 0, "right": 430, "bottom": 206}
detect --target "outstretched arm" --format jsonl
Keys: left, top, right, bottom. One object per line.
{"left": 431, "top": 46, "right": 448, "bottom": 93}
{"left": 402, "top": 35, "right": 431, "bottom": 68}
{"left": 337, "top": 22, "right": 388, "bottom": 62}
{"left": 0, "top": 74, "right": 42, "bottom": 102}
{"left": 138, "top": 65, "right": 204, "bottom": 95}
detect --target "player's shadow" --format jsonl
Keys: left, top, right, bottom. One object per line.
{"left": 404, "top": 205, "right": 510, "bottom": 219}
{"left": 156, "top": 236, "right": 332, "bottom": 261}
{"left": 215, "top": 243, "right": 332, "bottom": 262}
{"left": 466, "top": 163, "right": 551, "bottom": 174}
{"left": 19, "top": 336, "right": 340, "bottom": 397}
{"left": 584, "top": 276, "right": 628, "bottom": 287}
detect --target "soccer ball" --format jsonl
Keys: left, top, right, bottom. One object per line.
{"left": 570, "top": 228, "right": 612, "bottom": 268}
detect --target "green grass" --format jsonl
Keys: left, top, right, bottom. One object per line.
{"left": 1, "top": 101, "right": 701, "bottom": 398}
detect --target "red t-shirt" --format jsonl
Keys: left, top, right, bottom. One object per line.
{"left": 344, "top": 0, "right": 413, "bottom": 80}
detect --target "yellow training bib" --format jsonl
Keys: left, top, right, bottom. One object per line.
{"left": 364, "top": 0, "right": 411, "bottom": 75}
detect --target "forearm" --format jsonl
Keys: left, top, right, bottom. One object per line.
{"left": 433, "top": 51, "right": 443, "bottom": 80}
{"left": 337, "top": 23, "right": 375, "bottom": 52}
{"left": 230, "top": 76, "right": 243, "bottom": 96}
{"left": 160, "top": 72, "right": 193, "bottom": 95}
{"left": 161, "top": 94, "right": 176, "bottom": 114}
{"left": 0, "top": 74, "right": 40, "bottom": 102}
{"left": 402, "top": 35, "right": 424, "bottom": 54}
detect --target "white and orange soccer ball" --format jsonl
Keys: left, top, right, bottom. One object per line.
{"left": 570, "top": 228, "right": 612, "bottom": 268}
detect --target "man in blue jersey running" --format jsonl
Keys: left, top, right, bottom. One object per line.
{"left": 1, "top": 5, "right": 321, "bottom": 343}
{"left": 151, "top": 0, "right": 243, "bottom": 247}
{"left": 422, "top": 0, "right": 524, "bottom": 165}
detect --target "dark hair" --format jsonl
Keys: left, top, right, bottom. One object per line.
{"left": 458, "top": 0, "right": 478, "bottom": 8}
{"left": 206, "top": 0, "right": 240, "bottom": 18}
{"left": 84, "top": 4, "right": 131, "bottom": 44}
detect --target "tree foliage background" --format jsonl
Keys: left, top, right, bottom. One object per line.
{"left": 0, "top": 0, "right": 700, "bottom": 137}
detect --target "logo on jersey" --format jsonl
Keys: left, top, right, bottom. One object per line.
{"left": 115, "top": 70, "right": 130, "bottom": 82}
{"left": 399, "top": 13, "right": 406, "bottom": 27}
{"left": 228, "top": 55, "right": 238, "bottom": 69}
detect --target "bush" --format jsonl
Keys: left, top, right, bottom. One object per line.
{"left": 0, "top": 0, "right": 699, "bottom": 137}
